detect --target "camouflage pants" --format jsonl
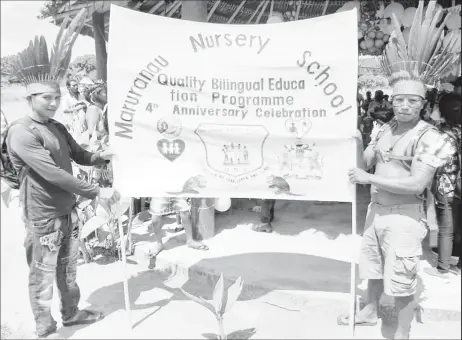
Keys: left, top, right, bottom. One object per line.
{"left": 24, "top": 210, "right": 81, "bottom": 336}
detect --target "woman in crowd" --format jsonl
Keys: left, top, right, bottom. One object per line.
{"left": 84, "top": 82, "right": 108, "bottom": 145}
{"left": 425, "top": 92, "right": 462, "bottom": 278}
{"left": 71, "top": 81, "right": 110, "bottom": 186}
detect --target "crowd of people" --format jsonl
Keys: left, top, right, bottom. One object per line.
{"left": 357, "top": 89, "right": 391, "bottom": 145}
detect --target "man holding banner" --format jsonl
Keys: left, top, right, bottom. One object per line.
{"left": 3, "top": 10, "right": 122, "bottom": 338}
{"left": 342, "top": 80, "right": 448, "bottom": 338}
{"left": 338, "top": 3, "right": 455, "bottom": 337}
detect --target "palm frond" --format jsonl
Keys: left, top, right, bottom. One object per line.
{"left": 50, "top": 9, "right": 87, "bottom": 79}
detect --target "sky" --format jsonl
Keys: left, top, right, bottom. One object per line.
{"left": 1, "top": 0, "right": 95, "bottom": 60}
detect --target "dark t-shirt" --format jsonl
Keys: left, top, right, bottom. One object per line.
{"left": 7, "top": 116, "right": 106, "bottom": 221}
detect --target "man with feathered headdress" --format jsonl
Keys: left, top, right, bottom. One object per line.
{"left": 4, "top": 9, "right": 119, "bottom": 338}
{"left": 337, "top": 1, "right": 459, "bottom": 338}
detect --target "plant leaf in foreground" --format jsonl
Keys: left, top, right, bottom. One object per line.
{"left": 225, "top": 276, "right": 243, "bottom": 313}
{"left": 213, "top": 273, "right": 227, "bottom": 316}
{"left": 180, "top": 288, "right": 216, "bottom": 315}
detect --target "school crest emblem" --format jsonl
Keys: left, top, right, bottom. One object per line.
{"left": 195, "top": 124, "right": 269, "bottom": 178}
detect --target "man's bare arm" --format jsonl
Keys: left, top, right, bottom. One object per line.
{"left": 362, "top": 145, "right": 376, "bottom": 171}
{"left": 356, "top": 137, "right": 376, "bottom": 170}
{"left": 365, "top": 127, "right": 446, "bottom": 195}
{"left": 367, "top": 161, "right": 436, "bottom": 195}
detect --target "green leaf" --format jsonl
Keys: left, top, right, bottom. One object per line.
{"left": 98, "top": 197, "right": 112, "bottom": 216}
{"left": 225, "top": 277, "right": 243, "bottom": 313}
{"left": 80, "top": 215, "right": 110, "bottom": 239}
{"left": 213, "top": 273, "right": 227, "bottom": 316}
{"left": 77, "top": 199, "right": 93, "bottom": 210}
{"left": 111, "top": 197, "right": 131, "bottom": 218}
{"left": 180, "top": 288, "right": 216, "bottom": 315}
{"left": 119, "top": 215, "right": 129, "bottom": 224}
{"left": 1, "top": 186, "right": 13, "bottom": 208}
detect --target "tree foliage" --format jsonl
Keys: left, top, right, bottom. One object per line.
{"left": 66, "top": 55, "right": 97, "bottom": 82}
{"left": 358, "top": 73, "right": 389, "bottom": 89}
{"left": 38, "top": 0, "right": 67, "bottom": 20}
{"left": 70, "top": 54, "right": 97, "bottom": 73}
{"left": 1, "top": 55, "right": 19, "bottom": 75}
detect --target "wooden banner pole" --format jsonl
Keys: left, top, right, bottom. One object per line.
{"left": 349, "top": 140, "right": 358, "bottom": 338}
{"left": 118, "top": 198, "right": 134, "bottom": 331}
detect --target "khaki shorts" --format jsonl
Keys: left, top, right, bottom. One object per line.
{"left": 149, "top": 197, "right": 190, "bottom": 216}
{"left": 359, "top": 203, "right": 427, "bottom": 297}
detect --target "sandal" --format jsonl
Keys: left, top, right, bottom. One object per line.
{"left": 36, "top": 329, "right": 62, "bottom": 339}
{"left": 337, "top": 314, "right": 377, "bottom": 327}
{"left": 186, "top": 240, "right": 209, "bottom": 251}
{"left": 63, "top": 309, "right": 104, "bottom": 327}
{"left": 173, "top": 225, "right": 185, "bottom": 232}
{"left": 252, "top": 223, "right": 273, "bottom": 233}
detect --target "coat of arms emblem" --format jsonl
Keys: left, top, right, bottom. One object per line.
{"left": 195, "top": 124, "right": 269, "bottom": 178}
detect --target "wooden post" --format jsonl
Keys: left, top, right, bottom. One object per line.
{"left": 207, "top": 0, "right": 221, "bottom": 21}
{"left": 190, "top": 198, "right": 216, "bottom": 240}
{"left": 321, "top": 0, "right": 330, "bottom": 16}
{"left": 181, "top": 0, "right": 216, "bottom": 240}
{"left": 92, "top": 11, "right": 107, "bottom": 81}
{"left": 181, "top": 0, "right": 207, "bottom": 21}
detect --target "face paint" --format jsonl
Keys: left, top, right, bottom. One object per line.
{"left": 392, "top": 94, "right": 425, "bottom": 123}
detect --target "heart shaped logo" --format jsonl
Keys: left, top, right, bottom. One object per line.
{"left": 285, "top": 119, "right": 312, "bottom": 139}
{"left": 157, "top": 139, "right": 185, "bottom": 162}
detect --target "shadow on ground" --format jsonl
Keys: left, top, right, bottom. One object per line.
{"left": 60, "top": 237, "right": 431, "bottom": 340}
{"left": 69, "top": 251, "right": 356, "bottom": 336}
{"left": 182, "top": 252, "right": 355, "bottom": 294}
{"left": 212, "top": 185, "right": 370, "bottom": 240}
{"left": 130, "top": 185, "right": 370, "bottom": 254}
{"left": 58, "top": 270, "right": 174, "bottom": 338}
{"left": 94, "top": 185, "right": 372, "bottom": 273}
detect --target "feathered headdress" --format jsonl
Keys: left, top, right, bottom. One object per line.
{"left": 381, "top": 0, "right": 461, "bottom": 97}
{"left": 11, "top": 8, "right": 88, "bottom": 95}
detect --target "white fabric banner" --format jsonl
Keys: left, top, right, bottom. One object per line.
{"left": 107, "top": 5, "right": 358, "bottom": 202}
